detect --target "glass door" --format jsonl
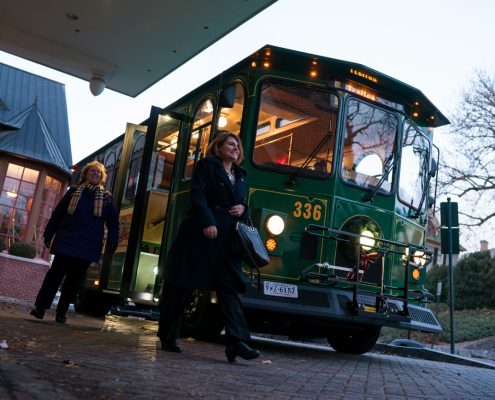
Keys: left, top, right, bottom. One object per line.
{"left": 122, "top": 108, "right": 184, "bottom": 304}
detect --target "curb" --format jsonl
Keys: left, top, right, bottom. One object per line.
{"left": 373, "top": 343, "right": 495, "bottom": 370}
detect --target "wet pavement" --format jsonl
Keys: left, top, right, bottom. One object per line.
{"left": 1, "top": 298, "right": 494, "bottom": 400}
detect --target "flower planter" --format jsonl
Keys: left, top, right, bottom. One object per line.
{"left": 0, "top": 253, "right": 49, "bottom": 303}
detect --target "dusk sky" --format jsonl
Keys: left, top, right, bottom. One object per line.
{"left": 1, "top": 0, "right": 494, "bottom": 250}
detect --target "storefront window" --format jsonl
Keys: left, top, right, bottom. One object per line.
{"left": 0, "top": 163, "right": 39, "bottom": 247}
{"left": 34, "top": 175, "right": 64, "bottom": 258}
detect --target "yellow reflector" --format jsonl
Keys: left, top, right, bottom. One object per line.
{"left": 266, "top": 238, "right": 277, "bottom": 252}
{"left": 93, "top": 279, "right": 100, "bottom": 286}
{"left": 411, "top": 268, "right": 421, "bottom": 281}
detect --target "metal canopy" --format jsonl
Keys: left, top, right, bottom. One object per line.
{"left": 0, "top": 0, "right": 277, "bottom": 97}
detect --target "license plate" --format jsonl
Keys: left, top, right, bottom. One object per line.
{"left": 263, "top": 281, "right": 299, "bottom": 298}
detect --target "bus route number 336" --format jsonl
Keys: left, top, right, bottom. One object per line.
{"left": 293, "top": 201, "right": 322, "bottom": 221}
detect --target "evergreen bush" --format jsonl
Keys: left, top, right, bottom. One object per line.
{"left": 426, "top": 264, "right": 449, "bottom": 303}
{"left": 454, "top": 251, "right": 495, "bottom": 309}
{"left": 8, "top": 241, "right": 37, "bottom": 259}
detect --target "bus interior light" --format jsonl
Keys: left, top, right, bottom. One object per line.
{"left": 266, "top": 215, "right": 285, "bottom": 236}
{"left": 93, "top": 280, "right": 100, "bottom": 286}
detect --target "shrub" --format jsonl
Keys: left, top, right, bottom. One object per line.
{"left": 454, "top": 251, "right": 495, "bottom": 309}
{"left": 8, "top": 241, "right": 37, "bottom": 259}
{"left": 426, "top": 264, "right": 449, "bottom": 303}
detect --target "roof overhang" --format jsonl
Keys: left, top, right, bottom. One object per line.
{"left": 0, "top": 0, "right": 277, "bottom": 97}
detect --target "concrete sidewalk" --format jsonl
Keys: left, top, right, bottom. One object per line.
{"left": 1, "top": 298, "right": 494, "bottom": 399}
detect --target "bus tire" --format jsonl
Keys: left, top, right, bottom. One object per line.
{"left": 74, "top": 289, "right": 112, "bottom": 317}
{"left": 180, "top": 290, "right": 223, "bottom": 340}
{"left": 327, "top": 326, "right": 381, "bottom": 354}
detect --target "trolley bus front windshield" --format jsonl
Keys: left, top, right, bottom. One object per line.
{"left": 253, "top": 80, "right": 338, "bottom": 177}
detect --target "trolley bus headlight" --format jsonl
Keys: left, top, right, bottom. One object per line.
{"left": 266, "top": 215, "right": 285, "bottom": 236}
{"left": 413, "top": 251, "right": 427, "bottom": 266}
{"left": 360, "top": 230, "right": 375, "bottom": 251}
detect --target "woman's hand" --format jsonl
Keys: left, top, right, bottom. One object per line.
{"left": 203, "top": 225, "right": 218, "bottom": 239}
{"left": 229, "top": 204, "right": 246, "bottom": 218}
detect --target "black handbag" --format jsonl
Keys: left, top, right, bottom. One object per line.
{"left": 233, "top": 220, "right": 270, "bottom": 270}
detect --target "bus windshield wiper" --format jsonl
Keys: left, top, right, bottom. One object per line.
{"left": 362, "top": 152, "right": 400, "bottom": 202}
{"left": 284, "top": 131, "right": 332, "bottom": 186}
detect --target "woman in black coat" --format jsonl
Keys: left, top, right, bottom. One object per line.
{"left": 158, "top": 132, "right": 259, "bottom": 362}
{"left": 30, "top": 161, "right": 119, "bottom": 323}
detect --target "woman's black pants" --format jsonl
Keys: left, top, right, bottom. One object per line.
{"left": 157, "top": 265, "right": 250, "bottom": 344}
{"left": 34, "top": 254, "right": 91, "bottom": 316}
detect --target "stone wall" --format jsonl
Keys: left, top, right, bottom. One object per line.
{"left": 0, "top": 253, "right": 49, "bottom": 303}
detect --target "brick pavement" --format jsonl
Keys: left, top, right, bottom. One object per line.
{"left": 1, "top": 299, "right": 494, "bottom": 400}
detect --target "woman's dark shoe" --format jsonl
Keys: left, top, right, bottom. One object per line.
{"left": 161, "top": 340, "right": 181, "bottom": 353}
{"left": 225, "top": 341, "right": 260, "bottom": 363}
{"left": 55, "top": 314, "right": 67, "bottom": 323}
{"left": 30, "top": 308, "right": 45, "bottom": 319}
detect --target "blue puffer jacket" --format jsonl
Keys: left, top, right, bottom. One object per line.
{"left": 44, "top": 186, "right": 119, "bottom": 262}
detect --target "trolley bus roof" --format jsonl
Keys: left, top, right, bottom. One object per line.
{"left": 0, "top": 0, "right": 277, "bottom": 97}
{"left": 245, "top": 45, "right": 450, "bottom": 127}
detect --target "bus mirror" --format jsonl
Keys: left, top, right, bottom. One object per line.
{"left": 430, "top": 158, "right": 437, "bottom": 177}
{"left": 219, "top": 84, "right": 236, "bottom": 108}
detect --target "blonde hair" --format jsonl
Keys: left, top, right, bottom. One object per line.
{"left": 206, "top": 132, "right": 244, "bottom": 165}
{"left": 79, "top": 160, "right": 107, "bottom": 186}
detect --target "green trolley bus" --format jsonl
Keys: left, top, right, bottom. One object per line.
{"left": 74, "top": 45, "right": 448, "bottom": 354}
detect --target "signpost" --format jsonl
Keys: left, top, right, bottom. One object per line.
{"left": 440, "top": 198, "right": 459, "bottom": 354}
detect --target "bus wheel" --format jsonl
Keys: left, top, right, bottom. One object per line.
{"left": 327, "top": 326, "right": 381, "bottom": 354}
{"left": 74, "top": 289, "right": 112, "bottom": 317}
{"left": 180, "top": 290, "right": 223, "bottom": 340}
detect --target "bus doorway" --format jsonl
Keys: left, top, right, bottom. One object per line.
{"left": 121, "top": 109, "right": 184, "bottom": 307}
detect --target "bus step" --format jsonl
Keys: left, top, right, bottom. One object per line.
{"left": 110, "top": 305, "right": 160, "bottom": 321}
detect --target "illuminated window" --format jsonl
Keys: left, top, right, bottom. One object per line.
{"left": 184, "top": 99, "right": 214, "bottom": 179}
{"left": 253, "top": 80, "right": 338, "bottom": 178}
{"left": 0, "top": 163, "right": 40, "bottom": 247}
{"left": 34, "top": 175, "right": 63, "bottom": 258}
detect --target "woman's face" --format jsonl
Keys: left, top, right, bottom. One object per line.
{"left": 218, "top": 137, "right": 240, "bottom": 163}
{"left": 85, "top": 166, "right": 102, "bottom": 185}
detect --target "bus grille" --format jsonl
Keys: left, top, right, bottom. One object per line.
{"left": 243, "top": 286, "right": 330, "bottom": 308}
{"left": 337, "top": 294, "right": 352, "bottom": 310}
{"left": 409, "top": 306, "right": 439, "bottom": 325}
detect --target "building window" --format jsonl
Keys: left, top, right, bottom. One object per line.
{"left": 34, "top": 175, "right": 64, "bottom": 259}
{"left": 0, "top": 163, "right": 39, "bottom": 247}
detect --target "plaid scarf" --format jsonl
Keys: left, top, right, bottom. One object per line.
{"left": 67, "top": 182, "right": 107, "bottom": 217}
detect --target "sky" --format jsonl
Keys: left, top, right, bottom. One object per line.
{"left": 1, "top": 0, "right": 494, "bottom": 251}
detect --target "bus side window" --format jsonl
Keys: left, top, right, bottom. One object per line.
{"left": 184, "top": 99, "right": 214, "bottom": 179}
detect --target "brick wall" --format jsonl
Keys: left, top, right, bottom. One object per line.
{"left": 0, "top": 253, "right": 49, "bottom": 303}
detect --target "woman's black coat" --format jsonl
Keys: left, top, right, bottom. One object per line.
{"left": 164, "top": 156, "right": 248, "bottom": 291}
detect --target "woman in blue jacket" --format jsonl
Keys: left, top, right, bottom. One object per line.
{"left": 30, "top": 161, "right": 119, "bottom": 323}
{"left": 157, "top": 132, "right": 259, "bottom": 362}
